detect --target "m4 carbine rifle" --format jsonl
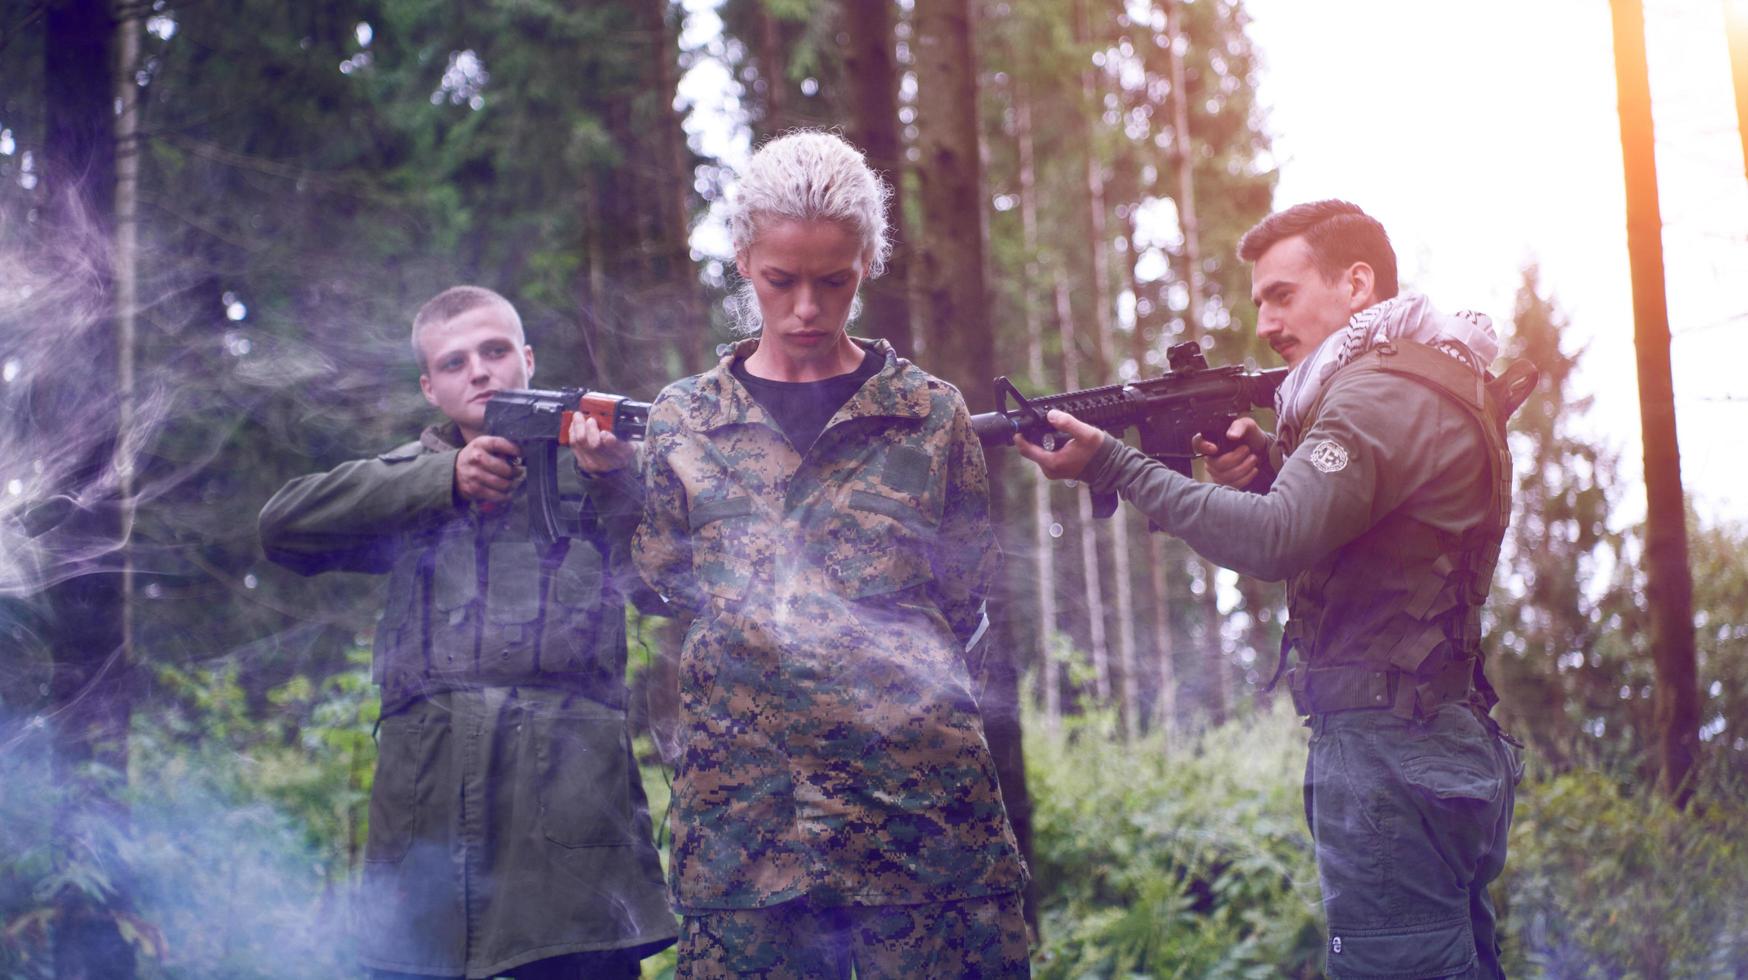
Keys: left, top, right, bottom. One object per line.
{"left": 483, "top": 388, "right": 650, "bottom": 547}
{"left": 971, "top": 342, "right": 1287, "bottom": 519}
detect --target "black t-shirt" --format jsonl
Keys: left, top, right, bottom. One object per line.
{"left": 731, "top": 346, "right": 883, "bottom": 454}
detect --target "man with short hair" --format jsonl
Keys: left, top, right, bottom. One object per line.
{"left": 1015, "top": 200, "right": 1526, "bottom": 978}
{"left": 260, "top": 286, "right": 677, "bottom": 979}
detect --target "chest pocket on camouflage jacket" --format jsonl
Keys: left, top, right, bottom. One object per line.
{"left": 821, "top": 485, "right": 938, "bottom": 600}
{"left": 825, "top": 439, "right": 941, "bottom": 601}
{"left": 686, "top": 494, "right": 758, "bottom": 603}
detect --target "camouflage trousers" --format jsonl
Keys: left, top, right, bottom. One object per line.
{"left": 674, "top": 892, "right": 1030, "bottom": 979}
{"left": 367, "top": 947, "right": 641, "bottom": 979}
{"left": 1306, "top": 703, "right": 1524, "bottom": 979}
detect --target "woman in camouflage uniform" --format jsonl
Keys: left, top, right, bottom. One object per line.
{"left": 634, "top": 131, "right": 1031, "bottom": 978}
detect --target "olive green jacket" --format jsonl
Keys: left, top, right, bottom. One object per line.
{"left": 261, "top": 424, "right": 677, "bottom": 975}
{"left": 635, "top": 337, "right": 1028, "bottom": 911}
{"left": 1082, "top": 341, "right": 1509, "bottom": 716}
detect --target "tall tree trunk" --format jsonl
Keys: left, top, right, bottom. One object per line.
{"left": 1157, "top": 538, "right": 1191, "bottom": 735}
{"left": 634, "top": 0, "right": 697, "bottom": 774}
{"left": 1609, "top": 0, "right": 1699, "bottom": 806}
{"left": 1070, "top": 0, "right": 1134, "bottom": 726}
{"left": 912, "top": 0, "right": 1034, "bottom": 931}
{"left": 911, "top": 0, "right": 994, "bottom": 399}
{"left": 843, "top": 0, "right": 914, "bottom": 356}
{"left": 1126, "top": 201, "right": 1176, "bottom": 739}
{"left": 1014, "top": 78, "right": 1063, "bottom": 727}
{"left": 116, "top": 0, "right": 141, "bottom": 668}
{"left": 41, "top": 1, "right": 136, "bottom": 975}
{"left": 1165, "top": 0, "right": 1230, "bottom": 723}
{"left": 647, "top": 0, "right": 708, "bottom": 376}
{"left": 1198, "top": 557, "right": 1229, "bottom": 723}
{"left": 1144, "top": 537, "right": 1174, "bottom": 734}
{"left": 578, "top": 168, "right": 611, "bottom": 381}
{"left": 1727, "top": 0, "right": 1748, "bottom": 186}
{"left": 1235, "top": 575, "right": 1279, "bottom": 697}
{"left": 1055, "top": 273, "right": 1110, "bottom": 716}
{"left": 1165, "top": 0, "right": 1204, "bottom": 324}
{"left": 1076, "top": 1, "right": 1146, "bottom": 733}
{"left": 753, "top": 2, "right": 788, "bottom": 139}
{"left": 632, "top": 0, "right": 692, "bottom": 737}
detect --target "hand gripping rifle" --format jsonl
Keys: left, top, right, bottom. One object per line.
{"left": 483, "top": 388, "right": 650, "bottom": 547}
{"left": 970, "top": 342, "right": 1287, "bottom": 519}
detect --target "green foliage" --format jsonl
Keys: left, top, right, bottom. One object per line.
{"left": 634, "top": 736, "right": 681, "bottom": 980}
{"left": 147, "top": 647, "right": 378, "bottom": 865}
{"left": 4, "top": 632, "right": 699, "bottom": 978}
{"left": 0, "top": 741, "right": 123, "bottom": 979}
{"left": 123, "top": 650, "right": 377, "bottom": 978}
{"left": 1028, "top": 698, "right": 1748, "bottom": 978}
{"left": 1500, "top": 769, "right": 1748, "bottom": 977}
{"left": 1687, "top": 514, "right": 1748, "bottom": 761}
{"left": 0, "top": 649, "right": 376, "bottom": 978}
{"left": 1027, "top": 701, "right": 1324, "bottom": 978}
{"left": 1490, "top": 268, "right": 1748, "bottom": 779}
{"left": 1489, "top": 267, "right": 1634, "bottom": 770}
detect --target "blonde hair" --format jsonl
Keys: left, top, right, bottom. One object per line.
{"left": 410, "top": 285, "right": 523, "bottom": 372}
{"left": 725, "top": 131, "right": 892, "bottom": 335}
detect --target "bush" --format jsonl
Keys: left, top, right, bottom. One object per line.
{"left": 0, "top": 653, "right": 373, "bottom": 979}
{"left": 1026, "top": 701, "right": 1748, "bottom": 978}
{"left": 1026, "top": 701, "right": 1325, "bottom": 978}
{"left": 1500, "top": 769, "right": 1748, "bottom": 978}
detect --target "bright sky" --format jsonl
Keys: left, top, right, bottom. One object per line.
{"left": 1244, "top": 0, "right": 1748, "bottom": 527}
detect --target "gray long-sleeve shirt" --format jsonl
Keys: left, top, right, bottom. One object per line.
{"left": 1080, "top": 364, "right": 1493, "bottom": 581}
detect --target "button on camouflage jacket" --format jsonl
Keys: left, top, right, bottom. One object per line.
{"left": 634, "top": 337, "right": 1028, "bottom": 911}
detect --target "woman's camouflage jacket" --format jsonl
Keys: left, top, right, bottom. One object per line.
{"left": 634, "top": 337, "right": 1028, "bottom": 912}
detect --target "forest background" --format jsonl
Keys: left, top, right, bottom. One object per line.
{"left": 2, "top": 0, "right": 1746, "bottom": 977}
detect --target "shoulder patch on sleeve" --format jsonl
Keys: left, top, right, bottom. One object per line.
{"left": 1309, "top": 439, "right": 1350, "bottom": 473}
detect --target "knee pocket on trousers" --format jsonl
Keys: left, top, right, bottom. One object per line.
{"left": 1325, "top": 917, "right": 1476, "bottom": 978}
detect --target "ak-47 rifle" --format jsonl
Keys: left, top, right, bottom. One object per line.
{"left": 483, "top": 388, "right": 650, "bottom": 547}
{"left": 971, "top": 342, "right": 1287, "bottom": 518}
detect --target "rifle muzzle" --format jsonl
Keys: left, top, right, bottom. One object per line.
{"left": 970, "top": 411, "right": 1022, "bottom": 448}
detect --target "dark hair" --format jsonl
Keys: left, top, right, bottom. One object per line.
{"left": 1237, "top": 200, "right": 1398, "bottom": 300}
{"left": 410, "top": 285, "right": 522, "bottom": 372}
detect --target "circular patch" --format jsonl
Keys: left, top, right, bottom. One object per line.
{"left": 1309, "top": 439, "right": 1350, "bottom": 473}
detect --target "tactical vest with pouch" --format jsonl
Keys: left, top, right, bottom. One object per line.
{"left": 373, "top": 443, "right": 626, "bottom": 715}
{"left": 1272, "top": 340, "right": 1522, "bottom": 720}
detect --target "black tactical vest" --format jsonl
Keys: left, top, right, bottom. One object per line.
{"left": 372, "top": 442, "right": 627, "bottom": 715}
{"left": 1275, "top": 341, "right": 1514, "bottom": 719}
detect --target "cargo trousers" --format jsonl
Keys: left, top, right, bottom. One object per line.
{"left": 1305, "top": 702, "right": 1523, "bottom": 979}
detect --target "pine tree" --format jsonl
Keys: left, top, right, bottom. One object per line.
{"left": 1488, "top": 268, "right": 1632, "bottom": 768}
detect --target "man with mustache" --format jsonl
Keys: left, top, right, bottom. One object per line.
{"left": 1016, "top": 200, "right": 1526, "bottom": 979}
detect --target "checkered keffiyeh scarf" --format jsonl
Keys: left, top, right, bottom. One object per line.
{"left": 1275, "top": 291, "right": 1498, "bottom": 436}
